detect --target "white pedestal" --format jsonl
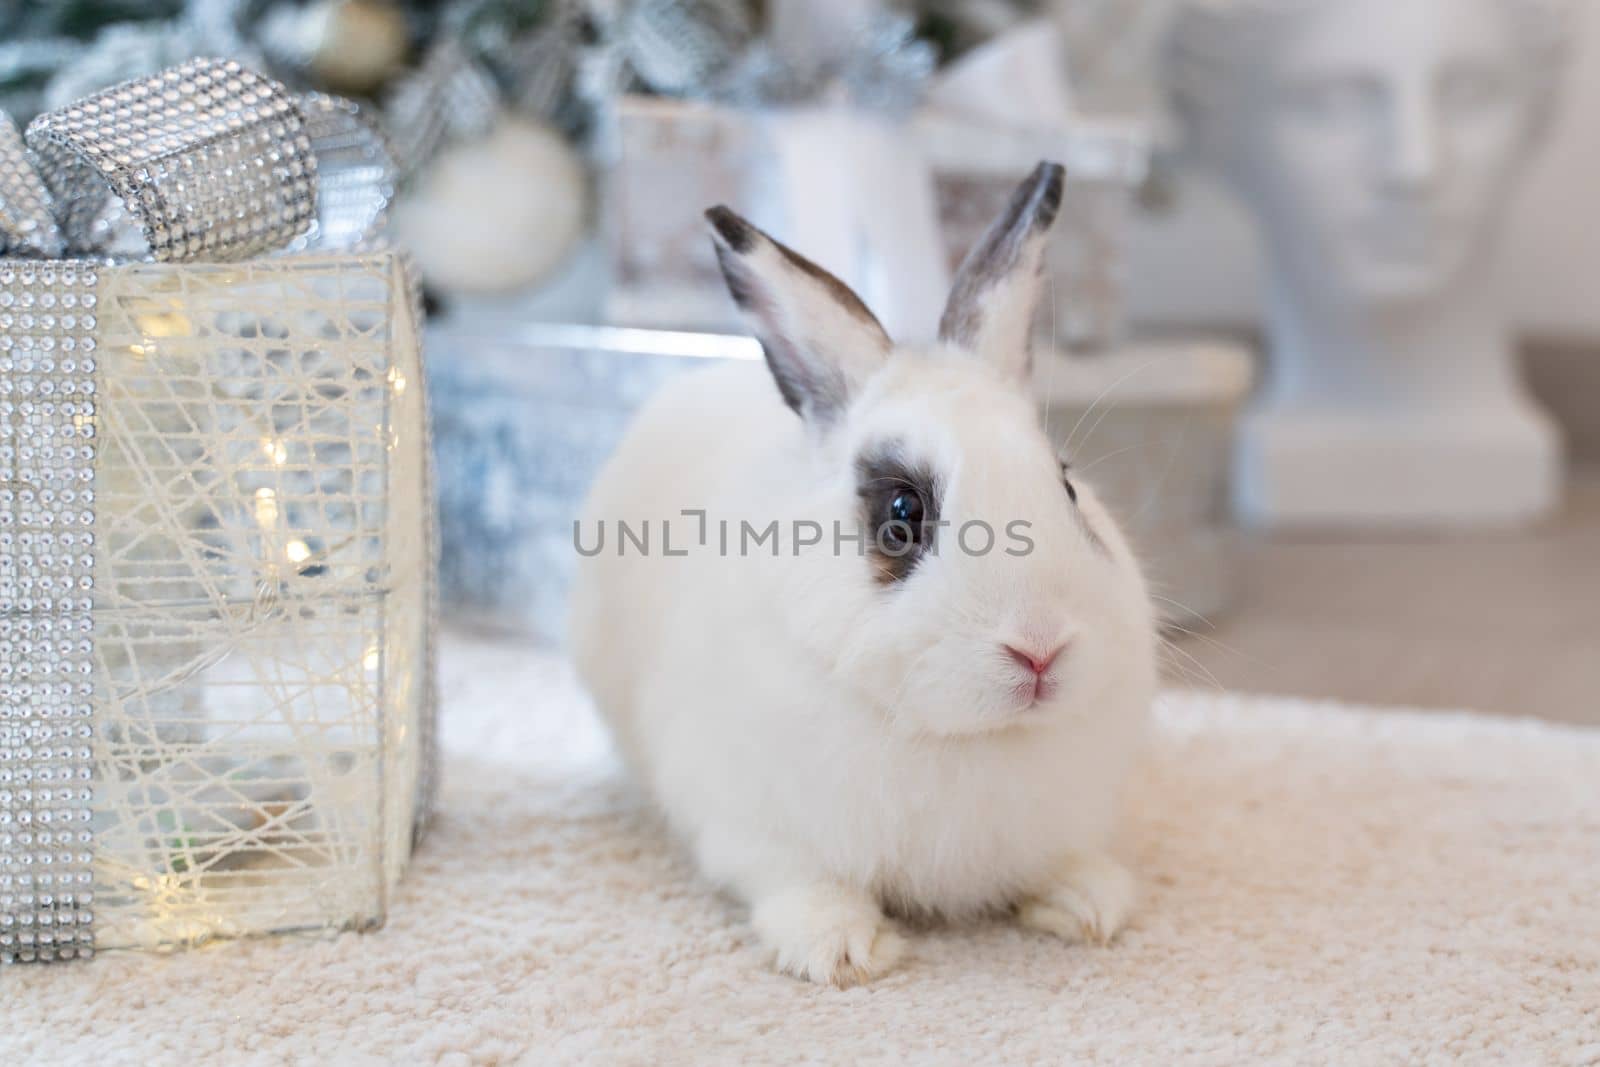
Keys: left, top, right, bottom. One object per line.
{"left": 1233, "top": 404, "right": 1562, "bottom": 528}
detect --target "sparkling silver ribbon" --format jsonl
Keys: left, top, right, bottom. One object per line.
{"left": 292, "top": 93, "right": 400, "bottom": 253}
{"left": 0, "top": 117, "right": 65, "bottom": 259}
{"left": 0, "top": 261, "right": 100, "bottom": 964}
{"left": 27, "top": 58, "right": 319, "bottom": 263}
{"left": 8, "top": 57, "right": 397, "bottom": 264}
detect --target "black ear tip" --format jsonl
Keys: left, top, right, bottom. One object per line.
{"left": 1032, "top": 161, "right": 1065, "bottom": 223}
{"left": 706, "top": 205, "right": 757, "bottom": 253}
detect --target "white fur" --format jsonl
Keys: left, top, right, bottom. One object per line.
{"left": 570, "top": 182, "right": 1156, "bottom": 985}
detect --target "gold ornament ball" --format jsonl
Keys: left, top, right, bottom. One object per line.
{"left": 306, "top": 0, "right": 411, "bottom": 95}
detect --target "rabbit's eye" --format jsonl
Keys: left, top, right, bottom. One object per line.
{"left": 856, "top": 442, "right": 942, "bottom": 585}
{"left": 888, "top": 490, "right": 924, "bottom": 531}
{"left": 876, "top": 485, "right": 931, "bottom": 556}
{"left": 1061, "top": 462, "right": 1108, "bottom": 554}
{"left": 879, "top": 488, "right": 928, "bottom": 553}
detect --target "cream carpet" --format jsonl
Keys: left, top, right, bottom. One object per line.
{"left": 7, "top": 634, "right": 1599, "bottom": 1066}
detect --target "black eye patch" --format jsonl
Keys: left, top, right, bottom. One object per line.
{"left": 855, "top": 443, "right": 942, "bottom": 586}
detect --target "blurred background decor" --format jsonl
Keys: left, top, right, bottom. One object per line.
{"left": 1167, "top": 0, "right": 1574, "bottom": 527}
{"left": 1, "top": 0, "right": 1228, "bottom": 642}
{"left": 1, "top": 0, "right": 1595, "bottom": 713}
{"left": 0, "top": 58, "right": 433, "bottom": 962}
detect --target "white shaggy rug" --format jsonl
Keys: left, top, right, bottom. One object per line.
{"left": 7, "top": 633, "right": 1600, "bottom": 1066}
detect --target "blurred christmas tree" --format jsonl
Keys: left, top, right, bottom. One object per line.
{"left": 0, "top": 0, "right": 1054, "bottom": 300}
{"left": 0, "top": 1, "right": 177, "bottom": 114}
{"left": 1, "top": 0, "right": 185, "bottom": 36}
{"left": 1, "top": 0, "right": 1056, "bottom": 120}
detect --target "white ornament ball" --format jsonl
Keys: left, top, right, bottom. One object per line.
{"left": 394, "top": 116, "right": 590, "bottom": 295}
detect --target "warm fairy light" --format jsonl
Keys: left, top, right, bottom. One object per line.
{"left": 285, "top": 540, "right": 311, "bottom": 563}
{"left": 125, "top": 308, "right": 195, "bottom": 362}
{"left": 136, "top": 309, "right": 192, "bottom": 336}
{"left": 363, "top": 646, "right": 381, "bottom": 672}
{"left": 261, "top": 438, "right": 288, "bottom": 465}
{"left": 253, "top": 487, "right": 278, "bottom": 526}
{"left": 132, "top": 309, "right": 194, "bottom": 352}
{"left": 388, "top": 366, "right": 407, "bottom": 394}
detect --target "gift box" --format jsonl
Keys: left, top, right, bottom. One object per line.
{"left": 599, "top": 13, "right": 1150, "bottom": 350}
{"left": 599, "top": 95, "right": 769, "bottom": 334}
{"left": 430, "top": 321, "right": 757, "bottom": 641}
{"left": 597, "top": 7, "right": 943, "bottom": 338}
{"left": 599, "top": 94, "right": 952, "bottom": 343}
{"left": 601, "top": 96, "right": 1148, "bottom": 349}
{"left": 0, "top": 60, "right": 435, "bottom": 962}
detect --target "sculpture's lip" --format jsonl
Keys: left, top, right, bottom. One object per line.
{"left": 1355, "top": 212, "right": 1468, "bottom": 260}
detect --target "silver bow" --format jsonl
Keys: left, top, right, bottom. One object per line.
{"left": 0, "top": 57, "right": 396, "bottom": 264}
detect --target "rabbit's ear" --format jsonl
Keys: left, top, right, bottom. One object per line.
{"left": 938, "top": 162, "right": 1064, "bottom": 380}
{"left": 707, "top": 207, "right": 892, "bottom": 425}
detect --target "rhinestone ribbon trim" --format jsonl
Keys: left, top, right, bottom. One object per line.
{"left": 292, "top": 93, "right": 399, "bottom": 253}
{"left": 25, "top": 57, "right": 318, "bottom": 263}
{"left": 0, "top": 262, "right": 99, "bottom": 964}
{"left": 0, "top": 116, "right": 65, "bottom": 259}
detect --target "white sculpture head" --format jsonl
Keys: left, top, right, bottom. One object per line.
{"left": 1168, "top": 0, "right": 1573, "bottom": 309}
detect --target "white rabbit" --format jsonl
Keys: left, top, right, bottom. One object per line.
{"left": 570, "top": 163, "right": 1156, "bottom": 986}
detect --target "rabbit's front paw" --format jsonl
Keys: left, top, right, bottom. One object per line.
{"left": 1018, "top": 852, "right": 1137, "bottom": 946}
{"left": 752, "top": 883, "right": 904, "bottom": 987}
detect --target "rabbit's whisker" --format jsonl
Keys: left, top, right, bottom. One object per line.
{"left": 1060, "top": 357, "right": 1160, "bottom": 461}
{"left": 1158, "top": 636, "right": 1227, "bottom": 693}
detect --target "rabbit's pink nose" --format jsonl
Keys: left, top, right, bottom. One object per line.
{"left": 1004, "top": 642, "right": 1066, "bottom": 677}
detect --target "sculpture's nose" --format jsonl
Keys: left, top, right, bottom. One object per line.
{"left": 1384, "top": 82, "right": 1442, "bottom": 192}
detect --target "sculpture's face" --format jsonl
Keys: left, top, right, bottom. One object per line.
{"left": 1242, "top": 0, "right": 1532, "bottom": 306}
